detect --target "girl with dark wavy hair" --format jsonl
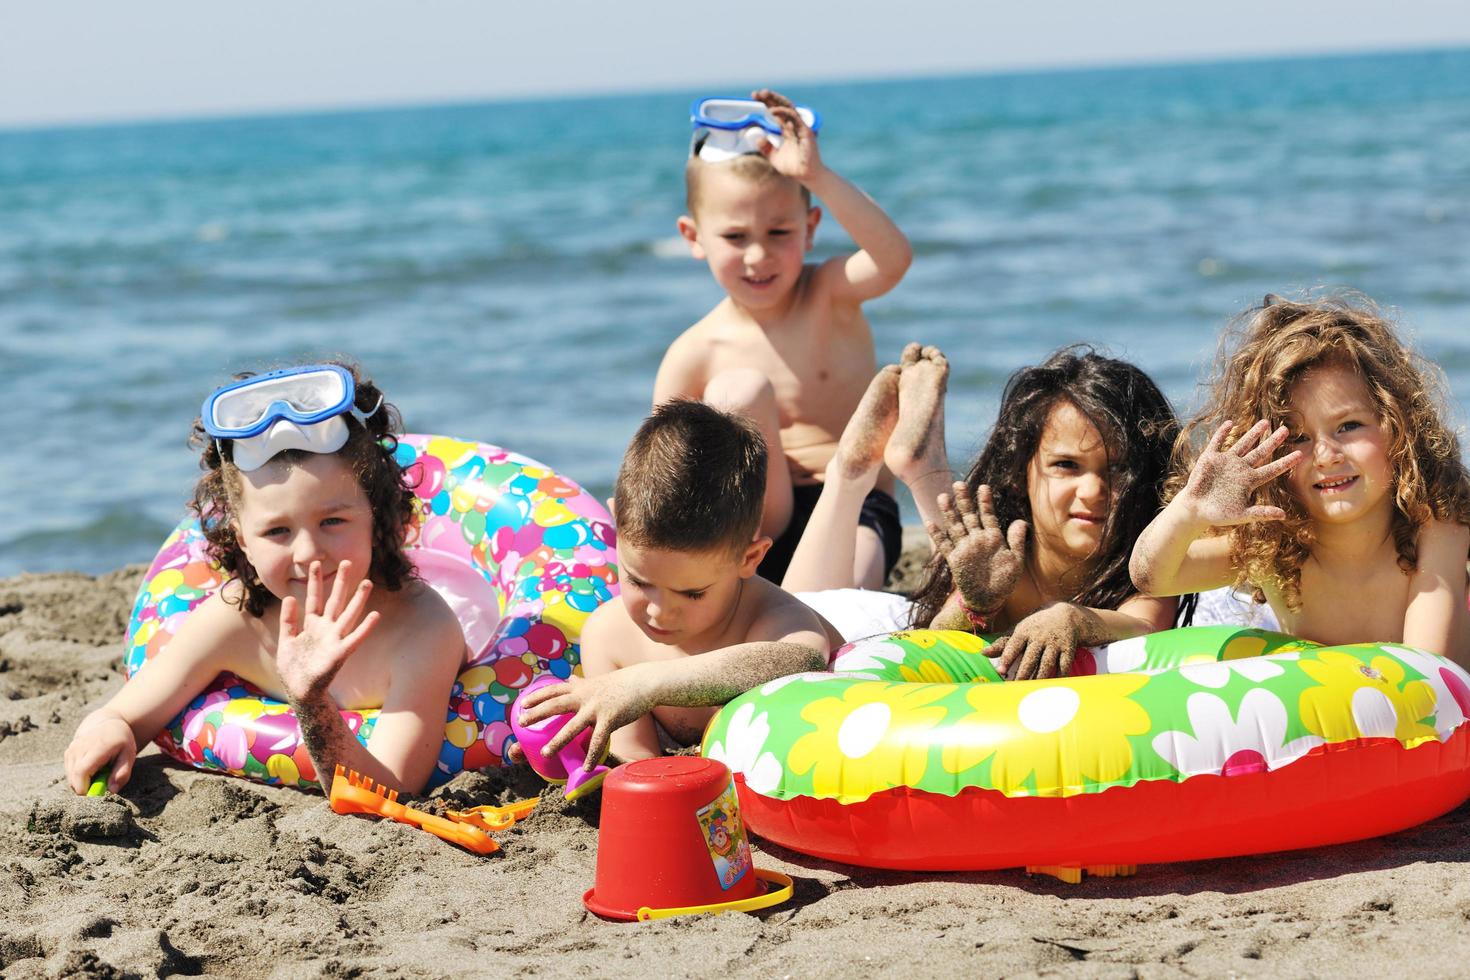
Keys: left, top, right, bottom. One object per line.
{"left": 1131, "top": 293, "right": 1470, "bottom": 666}
{"left": 907, "top": 346, "right": 1186, "bottom": 679}
{"left": 64, "top": 361, "right": 466, "bottom": 797}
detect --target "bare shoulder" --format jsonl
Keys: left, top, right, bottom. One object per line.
{"left": 385, "top": 581, "right": 465, "bottom": 664}
{"left": 1418, "top": 519, "right": 1470, "bottom": 560}
{"left": 742, "top": 578, "right": 826, "bottom": 643}
{"left": 654, "top": 317, "right": 721, "bottom": 401}
{"left": 801, "top": 264, "right": 876, "bottom": 342}
{"left": 808, "top": 255, "right": 852, "bottom": 296}
{"left": 169, "top": 587, "right": 264, "bottom": 670}
{"left": 398, "top": 579, "right": 459, "bottom": 627}
{"left": 1413, "top": 520, "right": 1470, "bottom": 588}
{"left": 578, "top": 599, "right": 646, "bottom": 670}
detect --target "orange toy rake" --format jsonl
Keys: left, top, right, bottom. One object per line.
{"left": 328, "top": 765, "right": 537, "bottom": 855}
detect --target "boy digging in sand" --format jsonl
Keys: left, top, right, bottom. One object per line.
{"left": 658, "top": 89, "right": 914, "bottom": 588}
{"left": 516, "top": 400, "right": 835, "bottom": 766}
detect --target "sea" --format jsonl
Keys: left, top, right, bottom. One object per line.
{"left": 3, "top": 48, "right": 1469, "bottom": 578}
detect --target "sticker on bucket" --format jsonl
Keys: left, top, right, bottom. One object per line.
{"left": 695, "top": 779, "right": 752, "bottom": 890}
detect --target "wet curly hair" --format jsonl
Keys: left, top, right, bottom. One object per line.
{"left": 1168, "top": 292, "right": 1470, "bottom": 610}
{"left": 188, "top": 361, "right": 421, "bottom": 617}
{"left": 909, "top": 346, "right": 1185, "bottom": 629}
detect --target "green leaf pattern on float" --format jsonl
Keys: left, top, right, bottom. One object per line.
{"left": 702, "top": 626, "right": 1470, "bottom": 805}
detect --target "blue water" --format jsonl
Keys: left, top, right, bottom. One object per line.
{"left": 4, "top": 49, "right": 1469, "bottom": 577}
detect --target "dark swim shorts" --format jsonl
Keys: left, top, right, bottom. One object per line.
{"left": 757, "top": 483, "right": 903, "bottom": 585}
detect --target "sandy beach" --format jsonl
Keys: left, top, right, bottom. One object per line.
{"left": 5, "top": 550, "right": 1470, "bottom": 978}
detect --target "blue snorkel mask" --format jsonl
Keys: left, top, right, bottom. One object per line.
{"left": 202, "top": 364, "right": 382, "bottom": 472}
{"left": 690, "top": 96, "right": 821, "bottom": 163}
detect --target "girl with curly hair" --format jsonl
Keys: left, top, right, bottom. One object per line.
{"left": 64, "top": 362, "right": 466, "bottom": 796}
{"left": 1130, "top": 294, "right": 1470, "bottom": 666}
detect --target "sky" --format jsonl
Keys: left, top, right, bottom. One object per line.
{"left": 3, "top": 1, "right": 1469, "bottom": 129}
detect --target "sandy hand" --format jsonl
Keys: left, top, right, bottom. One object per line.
{"left": 833, "top": 364, "right": 899, "bottom": 480}
{"left": 926, "top": 482, "right": 1028, "bottom": 618}
{"left": 63, "top": 715, "right": 137, "bottom": 795}
{"left": 752, "top": 88, "right": 823, "bottom": 182}
{"left": 986, "top": 604, "right": 1081, "bottom": 680}
{"left": 276, "top": 560, "right": 380, "bottom": 702}
{"left": 517, "top": 670, "right": 655, "bottom": 772}
{"left": 1181, "top": 419, "right": 1303, "bottom": 527}
{"left": 885, "top": 342, "right": 950, "bottom": 485}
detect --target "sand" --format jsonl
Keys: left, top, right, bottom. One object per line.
{"left": 5, "top": 554, "right": 1470, "bottom": 978}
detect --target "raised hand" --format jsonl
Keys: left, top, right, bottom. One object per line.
{"left": 752, "top": 88, "right": 823, "bottom": 182}
{"left": 276, "top": 560, "right": 380, "bottom": 702}
{"left": 926, "top": 482, "right": 1028, "bottom": 619}
{"left": 986, "top": 604, "right": 1081, "bottom": 680}
{"left": 1180, "top": 420, "right": 1303, "bottom": 527}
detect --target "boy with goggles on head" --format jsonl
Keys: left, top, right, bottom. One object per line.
{"left": 661, "top": 89, "right": 916, "bottom": 590}
{"left": 63, "top": 362, "right": 466, "bottom": 796}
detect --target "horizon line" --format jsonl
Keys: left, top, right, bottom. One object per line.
{"left": 3, "top": 40, "right": 1466, "bottom": 135}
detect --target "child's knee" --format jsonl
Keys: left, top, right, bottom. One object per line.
{"left": 704, "top": 368, "right": 776, "bottom": 416}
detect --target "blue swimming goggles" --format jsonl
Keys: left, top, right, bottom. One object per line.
{"left": 202, "top": 364, "right": 381, "bottom": 472}
{"left": 690, "top": 97, "right": 821, "bottom": 162}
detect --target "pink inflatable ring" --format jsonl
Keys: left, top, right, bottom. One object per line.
{"left": 123, "top": 435, "right": 618, "bottom": 790}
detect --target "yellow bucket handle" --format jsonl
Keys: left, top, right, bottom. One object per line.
{"left": 636, "top": 868, "right": 793, "bottom": 921}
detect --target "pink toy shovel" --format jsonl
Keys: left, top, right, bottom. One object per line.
{"left": 510, "top": 673, "right": 612, "bottom": 800}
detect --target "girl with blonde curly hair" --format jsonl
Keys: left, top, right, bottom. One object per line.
{"left": 1130, "top": 293, "right": 1470, "bottom": 666}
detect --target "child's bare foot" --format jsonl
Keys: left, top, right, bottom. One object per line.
{"left": 886, "top": 343, "right": 950, "bottom": 485}
{"left": 834, "top": 364, "right": 900, "bottom": 481}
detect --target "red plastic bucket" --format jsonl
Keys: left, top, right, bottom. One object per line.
{"left": 583, "top": 757, "right": 788, "bottom": 921}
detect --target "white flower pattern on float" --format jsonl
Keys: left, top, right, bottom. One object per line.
{"left": 758, "top": 671, "right": 860, "bottom": 696}
{"left": 704, "top": 702, "right": 784, "bottom": 794}
{"left": 1094, "top": 636, "right": 1148, "bottom": 673}
{"left": 1178, "top": 657, "right": 1287, "bottom": 689}
{"left": 1380, "top": 644, "right": 1470, "bottom": 739}
{"left": 830, "top": 638, "right": 908, "bottom": 675}
{"left": 1152, "top": 687, "right": 1324, "bottom": 778}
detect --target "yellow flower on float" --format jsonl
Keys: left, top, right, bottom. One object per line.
{"left": 898, "top": 659, "right": 955, "bottom": 685}
{"left": 893, "top": 630, "right": 939, "bottom": 649}
{"left": 941, "top": 674, "right": 1151, "bottom": 797}
{"left": 1220, "top": 635, "right": 1269, "bottom": 661}
{"left": 889, "top": 629, "right": 985, "bottom": 653}
{"left": 787, "top": 682, "right": 950, "bottom": 803}
{"left": 1297, "top": 649, "right": 1438, "bottom": 748}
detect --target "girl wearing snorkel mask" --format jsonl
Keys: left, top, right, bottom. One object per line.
{"left": 63, "top": 362, "right": 466, "bottom": 796}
